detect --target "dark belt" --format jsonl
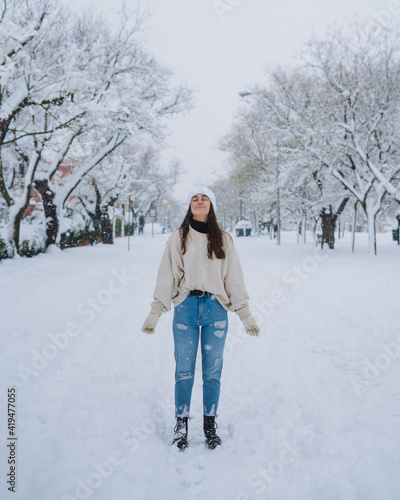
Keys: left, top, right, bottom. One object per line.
{"left": 189, "top": 290, "right": 212, "bottom": 297}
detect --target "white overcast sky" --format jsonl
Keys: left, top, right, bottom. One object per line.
{"left": 62, "top": 0, "right": 391, "bottom": 202}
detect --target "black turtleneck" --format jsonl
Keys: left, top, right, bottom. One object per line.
{"left": 190, "top": 218, "right": 208, "bottom": 234}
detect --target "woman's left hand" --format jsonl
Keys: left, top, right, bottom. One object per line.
{"left": 241, "top": 315, "right": 260, "bottom": 336}
{"left": 141, "top": 313, "right": 160, "bottom": 334}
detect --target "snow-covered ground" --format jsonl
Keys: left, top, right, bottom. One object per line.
{"left": 1, "top": 230, "right": 399, "bottom": 500}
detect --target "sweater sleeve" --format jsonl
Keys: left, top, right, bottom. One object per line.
{"left": 150, "top": 232, "right": 183, "bottom": 315}
{"left": 224, "top": 236, "right": 251, "bottom": 320}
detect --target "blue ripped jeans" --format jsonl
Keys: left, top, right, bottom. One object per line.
{"left": 173, "top": 294, "right": 228, "bottom": 418}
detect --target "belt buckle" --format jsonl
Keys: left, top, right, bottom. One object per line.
{"left": 199, "top": 290, "right": 206, "bottom": 297}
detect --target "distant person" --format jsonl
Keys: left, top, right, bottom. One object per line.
{"left": 141, "top": 186, "right": 260, "bottom": 451}
{"left": 138, "top": 214, "right": 145, "bottom": 234}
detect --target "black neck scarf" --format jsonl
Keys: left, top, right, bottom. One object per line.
{"left": 190, "top": 218, "right": 208, "bottom": 234}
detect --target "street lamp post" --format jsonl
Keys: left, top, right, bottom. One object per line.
{"left": 128, "top": 196, "right": 131, "bottom": 251}
{"left": 276, "top": 141, "right": 281, "bottom": 246}
{"left": 162, "top": 199, "right": 168, "bottom": 233}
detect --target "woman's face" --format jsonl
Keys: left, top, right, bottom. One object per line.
{"left": 191, "top": 193, "right": 211, "bottom": 221}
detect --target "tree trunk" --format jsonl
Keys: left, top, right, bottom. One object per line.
{"left": 352, "top": 202, "right": 357, "bottom": 254}
{"left": 320, "top": 197, "right": 349, "bottom": 250}
{"left": 81, "top": 179, "right": 106, "bottom": 244}
{"left": 12, "top": 207, "right": 24, "bottom": 255}
{"left": 7, "top": 152, "right": 41, "bottom": 255}
{"left": 34, "top": 179, "right": 59, "bottom": 248}
{"left": 101, "top": 208, "right": 113, "bottom": 244}
{"left": 366, "top": 209, "right": 377, "bottom": 256}
{"left": 297, "top": 218, "right": 302, "bottom": 244}
{"left": 112, "top": 207, "right": 116, "bottom": 238}
{"left": 320, "top": 207, "right": 335, "bottom": 249}
{"left": 397, "top": 215, "right": 400, "bottom": 246}
{"left": 89, "top": 191, "right": 102, "bottom": 243}
{"left": 9, "top": 190, "right": 32, "bottom": 255}
{"left": 312, "top": 218, "right": 318, "bottom": 244}
{"left": 359, "top": 200, "right": 380, "bottom": 256}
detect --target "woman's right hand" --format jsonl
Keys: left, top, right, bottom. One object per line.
{"left": 241, "top": 315, "right": 260, "bottom": 336}
{"left": 141, "top": 313, "right": 161, "bottom": 334}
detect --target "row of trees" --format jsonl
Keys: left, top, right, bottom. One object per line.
{"left": 0, "top": 0, "right": 192, "bottom": 256}
{"left": 217, "top": 21, "right": 400, "bottom": 254}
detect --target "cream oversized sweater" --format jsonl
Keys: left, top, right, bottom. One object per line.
{"left": 150, "top": 226, "right": 251, "bottom": 319}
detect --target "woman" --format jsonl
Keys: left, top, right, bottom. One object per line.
{"left": 141, "top": 187, "right": 260, "bottom": 450}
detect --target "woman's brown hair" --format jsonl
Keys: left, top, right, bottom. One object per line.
{"left": 179, "top": 202, "right": 228, "bottom": 259}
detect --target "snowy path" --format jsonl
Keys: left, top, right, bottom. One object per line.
{"left": 1, "top": 232, "right": 399, "bottom": 500}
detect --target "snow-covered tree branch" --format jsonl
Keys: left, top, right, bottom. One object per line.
{"left": 0, "top": 0, "right": 193, "bottom": 254}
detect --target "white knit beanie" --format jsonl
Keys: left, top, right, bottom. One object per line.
{"left": 187, "top": 186, "right": 217, "bottom": 211}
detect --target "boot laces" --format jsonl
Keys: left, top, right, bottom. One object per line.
{"left": 174, "top": 418, "right": 187, "bottom": 438}
{"left": 204, "top": 418, "right": 218, "bottom": 436}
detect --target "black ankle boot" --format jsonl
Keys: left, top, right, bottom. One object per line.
{"left": 203, "top": 416, "right": 222, "bottom": 449}
{"left": 172, "top": 417, "right": 188, "bottom": 450}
